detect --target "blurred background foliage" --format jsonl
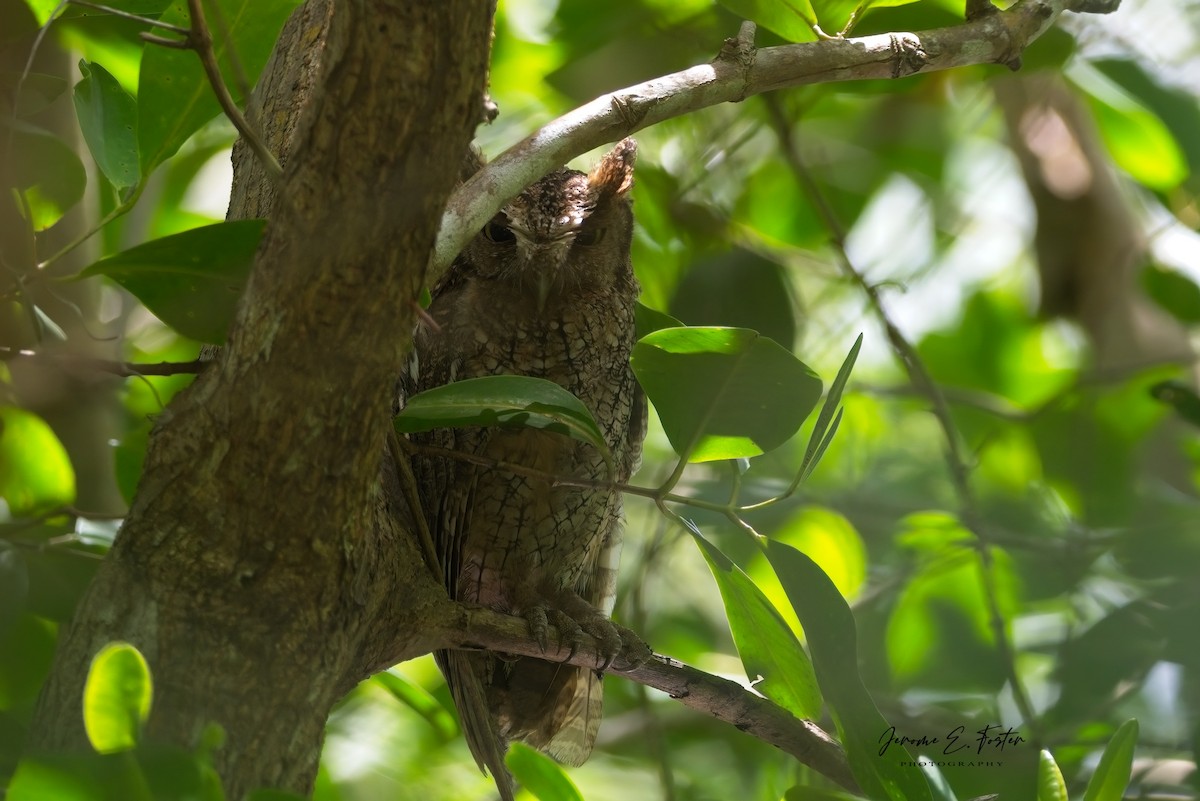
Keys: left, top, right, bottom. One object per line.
{"left": 2, "top": 0, "right": 1200, "bottom": 799}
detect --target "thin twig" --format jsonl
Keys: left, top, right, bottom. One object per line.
{"left": 388, "top": 431, "right": 443, "bottom": 584}
{"left": 1, "top": 348, "right": 205, "bottom": 377}
{"left": 763, "top": 95, "right": 1044, "bottom": 741}
{"left": 185, "top": 0, "right": 282, "bottom": 179}
{"left": 67, "top": 0, "right": 191, "bottom": 34}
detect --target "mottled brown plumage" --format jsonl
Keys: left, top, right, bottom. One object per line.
{"left": 404, "top": 140, "right": 647, "bottom": 799}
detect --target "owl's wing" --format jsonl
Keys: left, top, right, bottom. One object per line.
{"left": 542, "top": 375, "right": 647, "bottom": 765}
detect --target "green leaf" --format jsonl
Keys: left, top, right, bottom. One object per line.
{"left": 373, "top": 669, "right": 457, "bottom": 739}
{"left": 74, "top": 60, "right": 140, "bottom": 191}
{"left": 685, "top": 520, "right": 821, "bottom": 720}
{"left": 506, "top": 741, "right": 584, "bottom": 801}
{"left": 83, "top": 642, "right": 153, "bottom": 754}
{"left": 0, "top": 406, "right": 76, "bottom": 516}
{"left": 801, "top": 334, "right": 860, "bottom": 481}
{"left": 4, "top": 71, "right": 69, "bottom": 117}
{"left": 1070, "top": 62, "right": 1188, "bottom": 191}
{"left": 79, "top": 219, "right": 265, "bottom": 343}
{"left": 1081, "top": 719, "right": 1138, "bottom": 801}
{"left": 669, "top": 248, "right": 796, "bottom": 348}
{"left": 631, "top": 327, "right": 823, "bottom": 462}
{"left": 395, "top": 376, "right": 612, "bottom": 465}
{"left": 764, "top": 539, "right": 932, "bottom": 801}
{"left": 716, "top": 0, "right": 818, "bottom": 41}
{"left": 633, "top": 302, "right": 683, "bottom": 340}
{"left": 7, "top": 753, "right": 150, "bottom": 801}
{"left": 784, "top": 788, "right": 871, "bottom": 801}
{"left": 1151, "top": 381, "right": 1200, "bottom": 429}
{"left": 137, "top": 0, "right": 300, "bottom": 175}
{"left": 1037, "top": 749, "right": 1068, "bottom": 801}
{"left": 1141, "top": 265, "right": 1200, "bottom": 324}
{"left": 3, "top": 119, "right": 87, "bottom": 230}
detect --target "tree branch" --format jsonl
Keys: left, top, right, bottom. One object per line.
{"left": 431, "top": 0, "right": 1116, "bottom": 282}
{"left": 443, "top": 605, "right": 859, "bottom": 793}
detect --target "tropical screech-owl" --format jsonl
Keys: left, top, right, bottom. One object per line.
{"left": 405, "top": 139, "right": 647, "bottom": 800}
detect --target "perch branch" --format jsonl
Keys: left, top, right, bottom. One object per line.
{"left": 432, "top": 0, "right": 1116, "bottom": 281}
{"left": 444, "top": 605, "right": 859, "bottom": 793}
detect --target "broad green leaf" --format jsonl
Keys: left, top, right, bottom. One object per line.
{"left": 764, "top": 540, "right": 932, "bottom": 801}
{"left": 784, "top": 788, "right": 871, "bottom": 801}
{"left": 83, "top": 642, "right": 153, "bottom": 754}
{"left": 374, "top": 669, "right": 457, "bottom": 739}
{"left": 1069, "top": 62, "right": 1187, "bottom": 191}
{"left": 1151, "top": 381, "right": 1200, "bottom": 429}
{"left": 1037, "top": 750, "right": 1068, "bottom": 801}
{"left": 631, "top": 327, "right": 822, "bottom": 462}
{"left": 74, "top": 60, "right": 140, "bottom": 191}
{"left": 395, "top": 376, "right": 612, "bottom": 464}
{"left": 0, "top": 406, "right": 76, "bottom": 516}
{"left": 669, "top": 249, "right": 796, "bottom": 348}
{"left": 633, "top": 302, "right": 682, "bottom": 340}
{"left": 506, "top": 741, "right": 584, "bottom": 801}
{"left": 0, "top": 613, "right": 56, "bottom": 709}
{"left": 138, "top": 0, "right": 300, "bottom": 175}
{"left": 4, "top": 71, "right": 68, "bottom": 116}
{"left": 1141, "top": 265, "right": 1200, "bottom": 324}
{"left": 686, "top": 520, "right": 821, "bottom": 720}
{"left": 716, "top": 0, "right": 818, "bottom": 41}
{"left": 1081, "top": 719, "right": 1138, "bottom": 801}
{"left": 79, "top": 219, "right": 265, "bottom": 343}
{"left": 4, "top": 119, "right": 86, "bottom": 230}
{"left": 7, "top": 753, "right": 147, "bottom": 801}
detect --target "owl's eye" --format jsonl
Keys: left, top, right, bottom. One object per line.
{"left": 575, "top": 227, "right": 605, "bottom": 247}
{"left": 482, "top": 220, "right": 516, "bottom": 244}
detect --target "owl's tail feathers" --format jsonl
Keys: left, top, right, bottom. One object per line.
{"left": 439, "top": 649, "right": 515, "bottom": 801}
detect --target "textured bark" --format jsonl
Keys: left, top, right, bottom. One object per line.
{"left": 28, "top": 2, "right": 494, "bottom": 797}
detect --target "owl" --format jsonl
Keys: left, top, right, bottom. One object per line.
{"left": 405, "top": 139, "right": 647, "bottom": 800}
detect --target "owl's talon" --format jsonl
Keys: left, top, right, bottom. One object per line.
{"left": 525, "top": 606, "right": 551, "bottom": 652}
{"left": 549, "top": 609, "right": 585, "bottom": 663}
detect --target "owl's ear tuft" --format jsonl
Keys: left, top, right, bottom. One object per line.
{"left": 588, "top": 138, "right": 636, "bottom": 201}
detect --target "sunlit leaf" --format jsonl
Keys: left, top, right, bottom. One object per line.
{"left": 1037, "top": 750, "right": 1068, "bottom": 801}
{"left": 74, "top": 60, "right": 140, "bottom": 191}
{"left": 506, "top": 741, "right": 584, "bottom": 801}
{"left": 686, "top": 520, "right": 821, "bottom": 720}
{"left": 3, "top": 119, "right": 87, "bottom": 230}
{"left": 374, "top": 669, "right": 457, "bottom": 740}
{"left": 138, "top": 0, "right": 300, "bottom": 175}
{"left": 886, "top": 533, "right": 1019, "bottom": 688}
{"left": 1081, "top": 719, "right": 1137, "bottom": 801}
{"left": 1070, "top": 62, "right": 1187, "bottom": 191}
{"left": 631, "top": 327, "right": 822, "bottom": 462}
{"left": 395, "top": 376, "right": 612, "bottom": 465}
{"left": 0, "top": 406, "right": 76, "bottom": 516}
{"left": 716, "top": 0, "right": 818, "bottom": 41}
{"left": 83, "top": 642, "right": 153, "bottom": 754}
{"left": 765, "top": 540, "right": 932, "bottom": 801}
{"left": 78, "top": 219, "right": 265, "bottom": 344}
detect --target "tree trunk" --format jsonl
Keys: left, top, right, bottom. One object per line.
{"left": 28, "top": 2, "right": 495, "bottom": 797}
